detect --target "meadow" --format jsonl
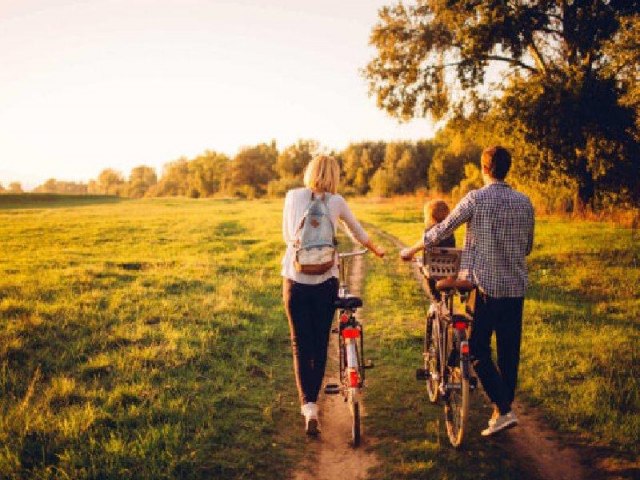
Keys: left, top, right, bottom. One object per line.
{"left": 0, "top": 196, "right": 637, "bottom": 479}
{"left": 0, "top": 198, "right": 305, "bottom": 479}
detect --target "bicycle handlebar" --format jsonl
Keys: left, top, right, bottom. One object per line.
{"left": 338, "top": 249, "right": 368, "bottom": 259}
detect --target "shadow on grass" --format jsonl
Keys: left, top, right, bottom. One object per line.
{"left": 0, "top": 194, "right": 122, "bottom": 210}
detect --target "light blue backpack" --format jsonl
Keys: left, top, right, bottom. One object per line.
{"left": 293, "top": 191, "right": 337, "bottom": 274}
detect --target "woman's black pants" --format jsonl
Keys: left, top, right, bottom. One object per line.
{"left": 283, "top": 277, "right": 338, "bottom": 405}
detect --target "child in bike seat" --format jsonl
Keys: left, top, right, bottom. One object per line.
{"left": 400, "top": 199, "right": 455, "bottom": 304}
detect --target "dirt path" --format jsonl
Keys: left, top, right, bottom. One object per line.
{"left": 293, "top": 253, "right": 379, "bottom": 480}
{"left": 373, "top": 226, "right": 591, "bottom": 480}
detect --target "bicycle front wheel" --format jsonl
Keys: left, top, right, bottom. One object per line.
{"left": 444, "top": 364, "right": 470, "bottom": 448}
{"left": 425, "top": 317, "right": 439, "bottom": 403}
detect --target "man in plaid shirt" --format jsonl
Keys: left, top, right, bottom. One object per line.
{"left": 401, "top": 146, "right": 534, "bottom": 436}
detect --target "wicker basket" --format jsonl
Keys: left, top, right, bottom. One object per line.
{"left": 421, "top": 247, "right": 462, "bottom": 279}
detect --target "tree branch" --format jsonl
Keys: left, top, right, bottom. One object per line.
{"left": 527, "top": 43, "right": 547, "bottom": 74}
{"left": 420, "top": 55, "right": 538, "bottom": 73}
{"left": 484, "top": 56, "right": 539, "bottom": 72}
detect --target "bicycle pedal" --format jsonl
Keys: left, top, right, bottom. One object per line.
{"left": 415, "top": 368, "right": 429, "bottom": 380}
{"left": 364, "top": 360, "right": 374, "bottom": 369}
{"left": 324, "top": 383, "right": 340, "bottom": 395}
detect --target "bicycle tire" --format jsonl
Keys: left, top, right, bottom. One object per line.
{"left": 351, "top": 398, "right": 361, "bottom": 447}
{"left": 444, "top": 332, "right": 470, "bottom": 447}
{"left": 338, "top": 332, "right": 346, "bottom": 394}
{"left": 425, "top": 316, "right": 439, "bottom": 403}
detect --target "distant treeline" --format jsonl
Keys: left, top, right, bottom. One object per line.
{"left": 20, "top": 133, "right": 485, "bottom": 203}
{"left": 8, "top": 116, "right": 638, "bottom": 213}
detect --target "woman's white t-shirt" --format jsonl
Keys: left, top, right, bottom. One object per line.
{"left": 281, "top": 188, "right": 369, "bottom": 284}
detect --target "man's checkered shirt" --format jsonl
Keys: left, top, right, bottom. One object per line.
{"left": 424, "top": 182, "right": 535, "bottom": 298}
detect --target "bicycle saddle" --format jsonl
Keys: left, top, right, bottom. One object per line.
{"left": 334, "top": 295, "right": 363, "bottom": 309}
{"left": 435, "top": 277, "right": 475, "bottom": 293}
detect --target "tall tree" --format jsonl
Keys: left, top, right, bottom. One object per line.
{"left": 97, "top": 169, "right": 125, "bottom": 196}
{"left": 229, "top": 142, "right": 278, "bottom": 197}
{"left": 366, "top": 1, "right": 640, "bottom": 209}
{"left": 127, "top": 166, "right": 158, "bottom": 198}
{"left": 275, "top": 140, "right": 318, "bottom": 180}
{"left": 8, "top": 182, "right": 23, "bottom": 194}
{"left": 187, "top": 151, "right": 230, "bottom": 198}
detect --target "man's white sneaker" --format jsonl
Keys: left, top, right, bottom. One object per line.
{"left": 481, "top": 411, "right": 518, "bottom": 436}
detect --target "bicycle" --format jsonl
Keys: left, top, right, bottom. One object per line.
{"left": 324, "top": 249, "right": 372, "bottom": 447}
{"left": 414, "top": 247, "right": 477, "bottom": 448}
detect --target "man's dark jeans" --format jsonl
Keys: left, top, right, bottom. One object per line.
{"left": 469, "top": 294, "right": 524, "bottom": 415}
{"left": 283, "top": 277, "right": 338, "bottom": 404}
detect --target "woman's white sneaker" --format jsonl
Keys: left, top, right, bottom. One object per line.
{"left": 301, "top": 402, "right": 320, "bottom": 435}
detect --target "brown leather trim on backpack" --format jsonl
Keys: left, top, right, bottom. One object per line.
{"left": 294, "top": 259, "right": 335, "bottom": 275}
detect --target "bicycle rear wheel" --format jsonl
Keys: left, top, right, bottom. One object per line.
{"left": 350, "top": 396, "right": 361, "bottom": 447}
{"left": 347, "top": 340, "right": 362, "bottom": 447}
{"left": 444, "top": 362, "right": 470, "bottom": 448}
{"left": 425, "top": 317, "right": 439, "bottom": 403}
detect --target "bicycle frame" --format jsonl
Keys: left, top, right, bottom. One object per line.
{"left": 325, "top": 249, "right": 368, "bottom": 446}
{"left": 414, "top": 253, "right": 475, "bottom": 448}
{"left": 433, "top": 291, "right": 472, "bottom": 393}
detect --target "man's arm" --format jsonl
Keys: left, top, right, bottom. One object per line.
{"left": 399, "top": 238, "right": 425, "bottom": 260}
{"left": 526, "top": 203, "right": 535, "bottom": 256}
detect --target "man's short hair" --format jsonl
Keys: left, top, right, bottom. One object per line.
{"left": 481, "top": 146, "right": 511, "bottom": 180}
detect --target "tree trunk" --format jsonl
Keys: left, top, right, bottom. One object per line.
{"left": 574, "top": 174, "right": 595, "bottom": 217}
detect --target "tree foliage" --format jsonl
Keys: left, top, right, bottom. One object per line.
{"left": 34, "top": 179, "right": 89, "bottom": 194}
{"left": 229, "top": 142, "right": 278, "bottom": 198}
{"left": 127, "top": 166, "right": 158, "bottom": 198}
{"left": 366, "top": 1, "right": 640, "bottom": 208}
{"left": 8, "top": 182, "right": 23, "bottom": 194}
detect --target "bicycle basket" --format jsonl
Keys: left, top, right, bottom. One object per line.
{"left": 421, "top": 247, "right": 462, "bottom": 279}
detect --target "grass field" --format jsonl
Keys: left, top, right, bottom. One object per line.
{"left": 0, "top": 197, "right": 305, "bottom": 479}
{"left": 1, "top": 195, "right": 638, "bottom": 479}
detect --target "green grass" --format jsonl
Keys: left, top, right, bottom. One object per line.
{"left": 1, "top": 195, "right": 637, "bottom": 479}
{"left": 0, "top": 197, "right": 305, "bottom": 479}
{"left": 352, "top": 199, "right": 640, "bottom": 469}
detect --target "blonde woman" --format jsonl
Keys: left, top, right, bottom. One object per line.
{"left": 282, "top": 155, "right": 384, "bottom": 435}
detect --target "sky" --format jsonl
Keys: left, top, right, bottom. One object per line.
{"left": 0, "top": 0, "right": 437, "bottom": 189}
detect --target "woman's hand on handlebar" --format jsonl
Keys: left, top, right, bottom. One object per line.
{"left": 364, "top": 239, "right": 385, "bottom": 258}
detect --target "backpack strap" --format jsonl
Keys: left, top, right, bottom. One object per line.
{"left": 292, "top": 189, "right": 316, "bottom": 247}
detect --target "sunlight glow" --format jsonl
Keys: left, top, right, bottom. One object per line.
{"left": 0, "top": 0, "right": 436, "bottom": 188}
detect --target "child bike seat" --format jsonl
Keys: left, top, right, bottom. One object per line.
{"left": 435, "top": 278, "right": 475, "bottom": 293}
{"left": 334, "top": 296, "right": 363, "bottom": 309}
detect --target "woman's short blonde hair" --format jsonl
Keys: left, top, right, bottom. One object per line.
{"left": 424, "top": 199, "right": 450, "bottom": 227}
{"left": 303, "top": 155, "right": 340, "bottom": 194}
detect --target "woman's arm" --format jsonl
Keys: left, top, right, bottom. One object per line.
{"left": 282, "top": 190, "right": 292, "bottom": 244}
{"left": 337, "top": 196, "right": 385, "bottom": 258}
